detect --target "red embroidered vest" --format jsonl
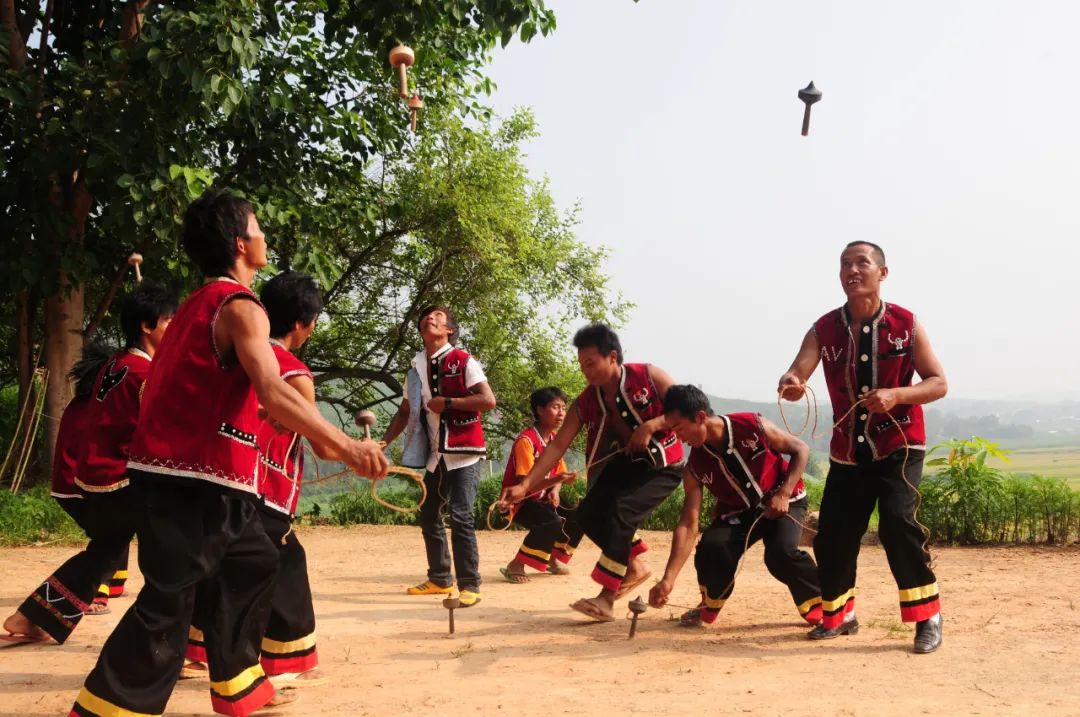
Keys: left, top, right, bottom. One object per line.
{"left": 51, "top": 398, "right": 91, "bottom": 500}
{"left": 501, "top": 426, "right": 559, "bottom": 501}
{"left": 76, "top": 349, "right": 150, "bottom": 493}
{"left": 687, "top": 412, "right": 802, "bottom": 518}
{"left": 128, "top": 280, "right": 265, "bottom": 493}
{"left": 576, "top": 363, "right": 684, "bottom": 478}
{"left": 258, "top": 344, "right": 312, "bottom": 516}
{"left": 428, "top": 347, "right": 486, "bottom": 455}
{"left": 814, "top": 302, "right": 926, "bottom": 464}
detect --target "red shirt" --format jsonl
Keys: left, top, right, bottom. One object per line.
{"left": 51, "top": 397, "right": 92, "bottom": 499}
{"left": 128, "top": 279, "right": 265, "bottom": 494}
{"left": 75, "top": 349, "right": 150, "bottom": 492}
{"left": 687, "top": 412, "right": 803, "bottom": 518}
{"left": 258, "top": 343, "right": 312, "bottom": 516}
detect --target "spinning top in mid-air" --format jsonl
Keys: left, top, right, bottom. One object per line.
{"left": 127, "top": 252, "right": 143, "bottom": 283}
{"left": 389, "top": 44, "right": 415, "bottom": 99}
{"left": 627, "top": 596, "right": 647, "bottom": 639}
{"left": 798, "top": 81, "right": 822, "bottom": 136}
{"left": 407, "top": 93, "right": 424, "bottom": 133}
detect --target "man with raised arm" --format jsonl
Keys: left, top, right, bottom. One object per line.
{"left": 502, "top": 324, "right": 683, "bottom": 622}
{"left": 778, "top": 241, "right": 947, "bottom": 654}
{"left": 70, "top": 190, "right": 387, "bottom": 717}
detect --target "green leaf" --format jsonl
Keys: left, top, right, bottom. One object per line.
{"left": 147, "top": 47, "right": 161, "bottom": 62}
{"left": 227, "top": 84, "right": 242, "bottom": 105}
{"left": 210, "top": 74, "right": 222, "bottom": 93}
{"left": 117, "top": 174, "right": 135, "bottom": 188}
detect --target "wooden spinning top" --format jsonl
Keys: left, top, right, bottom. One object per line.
{"left": 407, "top": 93, "right": 424, "bottom": 133}
{"left": 127, "top": 252, "right": 143, "bottom": 283}
{"left": 388, "top": 44, "right": 415, "bottom": 98}
{"left": 354, "top": 409, "right": 376, "bottom": 440}
{"left": 627, "top": 595, "right": 647, "bottom": 639}
{"left": 798, "top": 81, "right": 822, "bottom": 137}
{"left": 443, "top": 596, "right": 460, "bottom": 635}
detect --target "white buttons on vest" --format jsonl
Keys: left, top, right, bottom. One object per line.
{"left": 861, "top": 385, "right": 869, "bottom": 393}
{"left": 862, "top": 325, "right": 870, "bottom": 333}
{"left": 860, "top": 354, "right": 869, "bottom": 362}
{"left": 857, "top": 436, "right": 866, "bottom": 443}
{"left": 621, "top": 411, "right": 628, "bottom": 417}
{"left": 860, "top": 414, "right": 868, "bottom": 421}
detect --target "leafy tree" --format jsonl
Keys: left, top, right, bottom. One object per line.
{"left": 0, "top": 0, "right": 568, "bottom": 477}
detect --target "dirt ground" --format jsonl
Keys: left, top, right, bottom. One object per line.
{"left": 1, "top": 525, "right": 1078, "bottom": 717}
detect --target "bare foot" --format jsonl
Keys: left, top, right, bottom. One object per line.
{"left": 547, "top": 560, "right": 570, "bottom": 576}
{"left": 2, "top": 612, "right": 49, "bottom": 641}
{"left": 271, "top": 669, "right": 329, "bottom": 688}
{"left": 614, "top": 566, "right": 652, "bottom": 600}
{"left": 85, "top": 602, "right": 110, "bottom": 615}
{"left": 500, "top": 561, "right": 530, "bottom": 584}
{"left": 257, "top": 689, "right": 301, "bottom": 712}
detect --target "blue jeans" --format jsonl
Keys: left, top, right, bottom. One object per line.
{"left": 418, "top": 459, "right": 481, "bottom": 589}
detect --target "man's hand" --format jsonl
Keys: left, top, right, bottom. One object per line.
{"left": 547, "top": 490, "right": 561, "bottom": 508}
{"left": 778, "top": 372, "right": 806, "bottom": 401}
{"left": 342, "top": 438, "right": 389, "bottom": 480}
{"left": 861, "top": 388, "right": 898, "bottom": 413}
{"left": 555, "top": 471, "right": 578, "bottom": 485}
{"left": 626, "top": 423, "right": 654, "bottom": 455}
{"left": 500, "top": 484, "right": 527, "bottom": 507}
{"left": 763, "top": 490, "right": 791, "bottom": 519}
{"left": 648, "top": 578, "right": 674, "bottom": 609}
{"left": 426, "top": 396, "right": 450, "bottom": 414}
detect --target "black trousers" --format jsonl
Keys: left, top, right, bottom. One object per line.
{"left": 814, "top": 450, "right": 940, "bottom": 629}
{"left": 18, "top": 492, "right": 136, "bottom": 643}
{"left": 93, "top": 547, "right": 129, "bottom": 605}
{"left": 71, "top": 474, "right": 280, "bottom": 717}
{"left": 189, "top": 507, "right": 318, "bottom": 676}
{"left": 695, "top": 498, "right": 821, "bottom": 625}
{"left": 575, "top": 454, "right": 682, "bottom": 592}
{"left": 511, "top": 498, "right": 584, "bottom": 571}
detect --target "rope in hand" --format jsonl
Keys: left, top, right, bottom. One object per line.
{"left": 776, "top": 385, "right": 935, "bottom": 568}
{"left": 301, "top": 443, "right": 427, "bottom": 513}
{"left": 486, "top": 442, "right": 624, "bottom": 531}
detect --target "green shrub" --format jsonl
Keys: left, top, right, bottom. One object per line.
{"left": 0, "top": 486, "right": 85, "bottom": 546}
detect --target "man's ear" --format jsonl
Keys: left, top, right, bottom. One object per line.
{"left": 880, "top": 266, "right": 889, "bottom": 282}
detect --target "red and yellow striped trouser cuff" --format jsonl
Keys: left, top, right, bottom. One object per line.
{"left": 70, "top": 687, "right": 161, "bottom": 716}
{"left": 186, "top": 626, "right": 207, "bottom": 663}
{"left": 591, "top": 553, "right": 627, "bottom": 592}
{"left": 209, "top": 664, "right": 276, "bottom": 717}
{"left": 820, "top": 589, "right": 856, "bottom": 629}
{"left": 261, "top": 632, "right": 319, "bottom": 675}
{"left": 899, "top": 582, "right": 940, "bottom": 623}
{"left": 797, "top": 596, "right": 823, "bottom": 625}
{"left": 552, "top": 542, "right": 575, "bottom": 564}
{"left": 515, "top": 544, "right": 551, "bottom": 572}
{"left": 629, "top": 535, "right": 649, "bottom": 559}
{"left": 698, "top": 586, "right": 726, "bottom": 624}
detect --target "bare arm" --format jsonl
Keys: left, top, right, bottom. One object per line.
{"left": 381, "top": 397, "right": 410, "bottom": 446}
{"left": 778, "top": 328, "right": 822, "bottom": 400}
{"left": 220, "top": 300, "right": 388, "bottom": 478}
{"left": 649, "top": 470, "right": 702, "bottom": 608}
{"left": 760, "top": 416, "right": 810, "bottom": 517}
{"left": 427, "top": 380, "right": 496, "bottom": 415}
{"left": 862, "top": 319, "right": 948, "bottom": 413}
{"left": 283, "top": 374, "right": 340, "bottom": 461}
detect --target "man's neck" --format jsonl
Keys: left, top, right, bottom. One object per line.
{"left": 224, "top": 261, "right": 257, "bottom": 288}
{"left": 846, "top": 295, "right": 882, "bottom": 323}
{"left": 272, "top": 334, "right": 299, "bottom": 352}
{"left": 423, "top": 337, "right": 449, "bottom": 357}
{"left": 535, "top": 421, "right": 559, "bottom": 437}
{"left": 135, "top": 339, "right": 155, "bottom": 359}
{"left": 704, "top": 416, "right": 727, "bottom": 450}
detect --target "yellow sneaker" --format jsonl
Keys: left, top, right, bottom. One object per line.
{"left": 458, "top": 589, "right": 482, "bottom": 608}
{"left": 406, "top": 580, "right": 454, "bottom": 596}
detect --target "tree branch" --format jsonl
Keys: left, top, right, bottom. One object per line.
{"left": 1, "top": 0, "right": 27, "bottom": 70}
{"left": 83, "top": 239, "right": 150, "bottom": 343}
{"left": 309, "top": 365, "right": 402, "bottom": 395}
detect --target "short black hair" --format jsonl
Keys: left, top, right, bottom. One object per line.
{"left": 261, "top": 271, "right": 324, "bottom": 338}
{"left": 182, "top": 189, "right": 254, "bottom": 277}
{"left": 530, "top": 386, "right": 568, "bottom": 421}
{"left": 69, "top": 342, "right": 113, "bottom": 400}
{"left": 844, "top": 241, "right": 886, "bottom": 266}
{"left": 572, "top": 323, "right": 623, "bottom": 364}
{"left": 663, "top": 384, "right": 715, "bottom": 418}
{"left": 417, "top": 305, "right": 459, "bottom": 346}
{"left": 119, "top": 281, "right": 178, "bottom": 349}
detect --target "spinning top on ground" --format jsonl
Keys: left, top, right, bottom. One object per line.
{"left": 627, "top": 596, "right": 648, "bottom": 639}
{"left": 798, "top": 81, "right": 822, "bottom": 136}
{"left": 443, "top": 596, "right": 460, "bottom": 635}
{"left": 127, "top": 252, "right": 143, "bottom": 283}
{"left": 388, "top": 44, "right": 415, "bottom": 98}
{"left": 407, "top": 93, "right": 424, "bottom": 133}
{"left": 354, "top": 409, "right": 376, "bottom": 440}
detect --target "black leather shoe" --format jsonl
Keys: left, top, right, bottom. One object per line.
{"left": 807, "top": 616, "right": 859, "bottom": 640}
{"left": 913, "top": 615, "right": 942, "bottom": 654}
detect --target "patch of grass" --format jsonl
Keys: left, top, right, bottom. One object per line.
{"left": 0, "top": 485, "right": 85, "bottom": 546}
{"left": 867, "top": 618, "right": 913, "bottom": 639}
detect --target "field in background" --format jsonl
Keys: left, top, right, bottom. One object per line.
{"left": 989, "top": 445, "right": 1080, "bottom": 488}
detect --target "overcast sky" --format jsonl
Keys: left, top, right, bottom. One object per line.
{"left": 484, "top": 0, "right": 1079, "bottom": 403}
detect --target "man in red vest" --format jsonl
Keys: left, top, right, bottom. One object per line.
{"left": 383, "top": 305, "right": 497, "bottom": 608}
{"left": 185, "top": 271, "right": 328, "bottom": 687}
{"left": 647, "top": 385, "right": 822, "bottom": 629}
{"left": 502, "top": 324, "right": 683, "bottom": 622}
{"left": 778, "top": 241, "right": 947, "bottom": 654}
{"left": 1, "top": 283, "right": 176, "bottom": 648}
{"left": 70, "top": 190, "right": 388, "bottom": 717}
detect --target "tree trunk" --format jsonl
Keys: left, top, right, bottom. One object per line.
{"left": 16, "top": 289, "right": 33, "bottom": 409}
{"left": 0, "top": 0, "right": 27, "bottom": 70}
